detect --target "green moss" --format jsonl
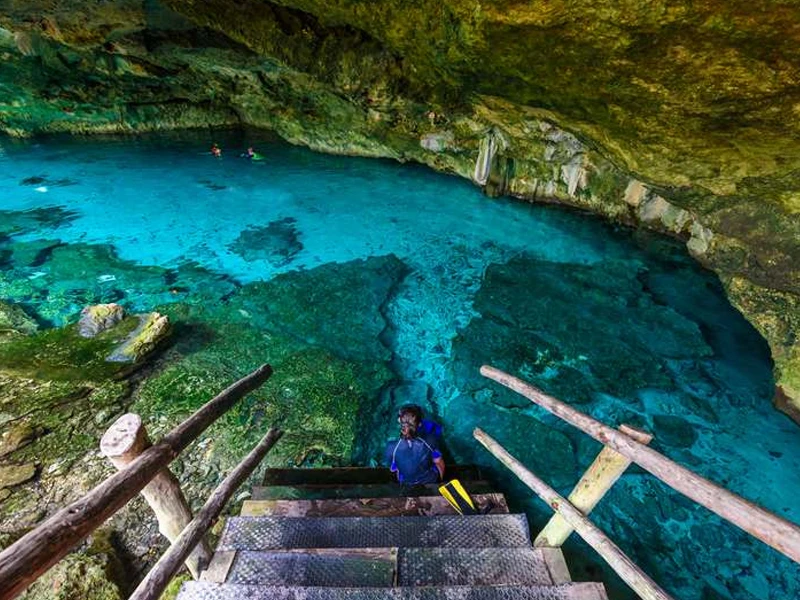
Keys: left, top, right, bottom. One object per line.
{"left": 0, "top": 317, "right": 139, "bottom": 382}
{"left": 159, "top": 574, "right": 191, "bottom": 600}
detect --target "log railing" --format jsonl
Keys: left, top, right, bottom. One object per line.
{"left": 475, "top": 428, "right": 674, "bottom": 600}
{"left": 0, "top": 363, "right": 275, "bottom": 600}
{"left": 477, "top": 365, "right": 800, "bottom": 600}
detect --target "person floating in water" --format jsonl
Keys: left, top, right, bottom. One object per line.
{"left": 240, "top": 146, "right": 264, "bottom": 161}
{"left": 385, "top": 405, "right": 445, "bottom": 486}
{"left": 210, "top": 143, "right": 222, "bottom": 157}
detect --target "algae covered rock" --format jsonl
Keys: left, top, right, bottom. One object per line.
{"left": 107, "top": 312, "right": 170, "bottom": 363}
{"left": 0, "top": 301, "right": 38, "bottom": 337}
{"left": 0, "top": 462, "right": 36, "bottom": 489}
{"left": 79, "top": 303, "right": 126, "bottom": 338}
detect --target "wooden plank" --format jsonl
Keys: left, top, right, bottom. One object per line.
{"left": 101, "top": 414, "right": 212, "bottom": 578}
{"left": 474, "top": 427, "right": 674, "bottom": 600}
{"left": 199, "top": 551, "right": 236, "bottom": 583}
{"left": 481, "top": 364, "right": 800, "bottom": 566}
{"left": 0, "top": 364, "right": 273, "bottom": 600}
{"left": 263, "top": 465, "right": 482, "bottom": 486}
{"left": 251, "top": 480, "right": 496, "bottom": 500}
{"left": 241, "top": 493, "right": 509, "bottom": 517}
{"left": 539, "top": 547, "right": 572, "bottom": 584}
{"left": 128, "top": 428, "right": 283, "bottom": 600}
{"left": 535, "top": 424, "right": 652, "bottom": 548}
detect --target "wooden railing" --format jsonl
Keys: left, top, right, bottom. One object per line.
{"left": 0, "top": 363, "right": 276, "bottom": 600}
{"left": 477, "top": 365, "right": 800, "bottom": 600}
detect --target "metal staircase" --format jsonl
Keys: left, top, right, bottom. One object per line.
{"left": 175, "top": 467, "right": 609, "bottom": 600}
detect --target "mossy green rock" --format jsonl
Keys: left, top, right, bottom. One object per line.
{"left": 107, "top": 312, "right": 171, "bottom": 363}
{"left": 0, "top": 462, "right": 36, "bottom": 489}
{"left": 0, "top": 301, "right": 38, "bottom": 337}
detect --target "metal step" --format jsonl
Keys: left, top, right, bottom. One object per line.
{"left": 217, "top": 548, "right": 555, "bottom": 587}
{"left": 252, "top": 481, "right": 495, "bottom": 501}
{"left": 241, "top": 494, "right": 509, "bottom": 517}
{"left": 264, "top": 466, "right": 483, "bottom": 486}
{"left": 398, "top": 548, "right": 553, "bottom": 586}
{"left": 223, "top": 549, "right": 397, "bottom": 587}
{"left": 218, "top": 515, "right": 531, "bottom": 550}
{"left": 177, "top": 583, "right": 609, "bottom": 600}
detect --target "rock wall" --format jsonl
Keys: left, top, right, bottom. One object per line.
{"left": 0, "top": 0, "right": 799, "bottom": 418}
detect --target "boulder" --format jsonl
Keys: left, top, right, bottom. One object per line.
{"left": 107, "top": 312, "right": 170, "bottom": 363}
{"left": 78, "top": 304, "right": 126, "bottom": 338}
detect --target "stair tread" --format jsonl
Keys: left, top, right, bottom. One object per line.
{"left": 225, "top": 549, "right": 396, "bottom": 587}
{"left": 264, "top": 466, "right": 483, "bottom": 486}
{"left": 252, "top": 482, "right": 495, "bottom": 501}
{"left": 218, "top": 515, "right": 531, "bottom": 550}
{"left": 241, "top": 494, "right": 508, "bottom": 517}
{"left": 177, "top": 582, "right": 608, "bottom": 600}
{"left": 220, "top": 547, "right": 555, "bottom": 587}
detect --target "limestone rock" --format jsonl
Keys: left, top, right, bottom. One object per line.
{"left": 0, "top": 301, "right": 38, "bottom": 337}
{"left": 106, "top": 312, "right": 170, "bottom": 363}
{"left": 0, "top": 422, "right": 36, "bottom": 458}
{"left": 0, "top": 463, "right": 36, "bottom": 489}
{"left": 79, "top": 304, "right": 126, "bottom": 338}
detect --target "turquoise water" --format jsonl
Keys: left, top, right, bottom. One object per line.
{"left": 1, "top": 131, "right": 799, "bottom": 599}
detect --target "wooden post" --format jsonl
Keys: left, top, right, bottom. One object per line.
{"left": 0, "top": 363, "right": 273, "bottom": 600}
{"left": 129, "top": 428, "right": 283, "bottom": 600}
{"left": 480, "top": 365, "right": 800, "bottom": 565}
{"left": 100, "top": 414, "right": 211, "bottom": 579}
{"left": 535, "top": 424, "right": 653, "bottom": 548}
{"left": 474, "top": 427, "right": 674, "bottom": 600}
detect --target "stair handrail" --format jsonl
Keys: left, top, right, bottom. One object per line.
{"left": 0, "top": 363, "right": 274, "bottom": 600}
{"left": 474, "top": 427, "right": 674, "bottom": 600}
{"left": 480, "top": 365, "right": 800, "bottom": 565}
{"left": 129, "top": 427, "right": 284, "bottom": 600}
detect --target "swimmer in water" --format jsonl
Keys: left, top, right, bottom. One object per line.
{"left": 210, "top": 143, "right": 222, "bottom": 157}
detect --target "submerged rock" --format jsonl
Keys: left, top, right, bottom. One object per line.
{"left": 79, "top": 303, "right": 126, "bottom": 338}
{"left": 229, "top": 217, "right": 303, "bottom": 266}
{"left": 0, "top": 301, "right": 38, "bottom": 337}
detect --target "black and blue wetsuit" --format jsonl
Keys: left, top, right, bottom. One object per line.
{"left": 385, "top": 430, "right": 442, "bottom": 485}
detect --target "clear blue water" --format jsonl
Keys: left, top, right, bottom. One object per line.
{"left": 1, "top": 131, "right": 798, "bottom": 599}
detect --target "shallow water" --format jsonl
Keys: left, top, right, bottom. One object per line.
{"left": 0, "top": 131, "right": 798, "bottom": 599}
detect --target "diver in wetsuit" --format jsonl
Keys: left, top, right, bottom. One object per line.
{"left": 385, "top": 405, "right": 445, "bottom": 486}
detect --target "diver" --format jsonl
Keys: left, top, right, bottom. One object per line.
{"left": 385, "top": 405, "right": 445, "bottom": 486}
{"left": 210, "top": 143, "right": 222, "bottom": 157}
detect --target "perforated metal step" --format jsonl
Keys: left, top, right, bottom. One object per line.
{"left": 218, "top": 515, "right": 531, "bottom": 550}
{"left": 176, "top": 583, "right": 609, "bottom": 600}
{"left": 398, "top": 548, "right": 553, "bottom": 586}
{"left": 220, "top": 547, "right": 554, "bottom": 587}
{"left": 225, "top": 550, "right": 396, "bottom": 587}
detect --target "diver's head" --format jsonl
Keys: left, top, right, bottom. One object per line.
{"left": 398, "top": 405, "right": 423, "bottom": 440}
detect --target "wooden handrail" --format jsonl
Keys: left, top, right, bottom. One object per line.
{"left": 0, "top": 364, "right": 273, "bottom": 600}
{"left": 474, "top": 428, "right": 674, "bottom": 600}
{"left": 480, "top": 365, "right": 800, "bottom": 565}
{"left": 130, "top": 428, "right": 284, "bottom": 600}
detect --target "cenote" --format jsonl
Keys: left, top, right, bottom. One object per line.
{"left": 1, "top": 131, "right": 799, "bottom": 600}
